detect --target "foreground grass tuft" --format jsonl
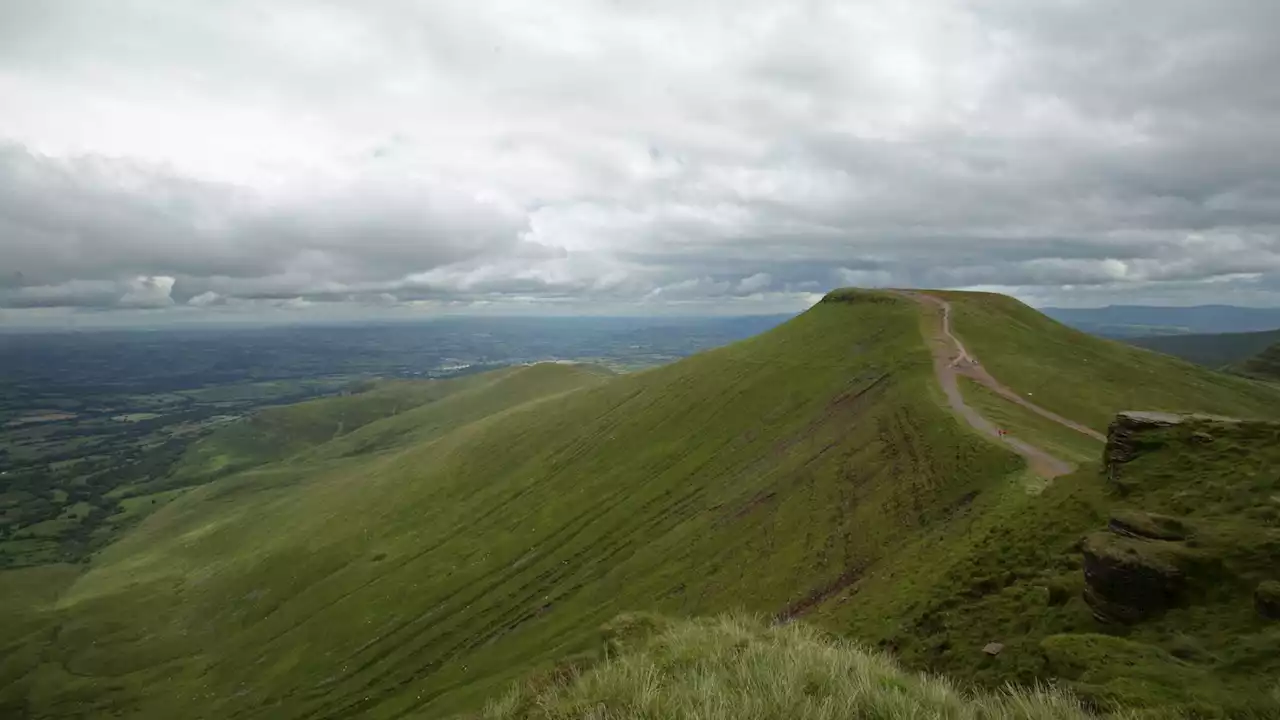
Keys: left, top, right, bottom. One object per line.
{"left": 467, "top": 614, "right": 1104, "bottom": 720}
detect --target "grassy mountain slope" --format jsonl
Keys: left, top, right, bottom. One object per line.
{"left": 297, "top": 363, "right": 615, "bottom": 463}
{"left": 2, "top": 292, "right": 1030, "bottom": 719}
{"left": 817, "top": 292, "right": 1280, "bottom": 716}
{"left": 1127, "top": 329, "right": 1280, "bottom": 370}
{"left": 819, "top": 414, "right": 1280, "bottom": 717}
{"left": 941, "top": 292, "right": 1280, "bottom": 431}
{"left": 6, "top": 289, "right": 1280, "bottom": 719}
{"left": 168, "top": 374, "right": 528, "bottom": 481}
{"left": 464, "top": 613, "right": 1102, "bottom": 720}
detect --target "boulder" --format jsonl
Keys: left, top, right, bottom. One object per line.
{"left": 1082, "top": 532, "right": 1191, "bottom": 624}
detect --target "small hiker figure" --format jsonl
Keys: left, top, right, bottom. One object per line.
{"left": 997, "top": 428, "right": 1007, "bottom": 439}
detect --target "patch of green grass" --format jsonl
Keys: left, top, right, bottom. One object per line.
{"left": 16, "top": 517, "right": 78, "bottom": 539}
{"left": 168, "top": 375, "right": 536, "bottom": 481}
{"left": 1039, "top": 634, "right": 1219, "bottom": 714}
{"left": 459, "top": 614, "right": 1106, "bottom": 720}
{"left": 56, "top": 502, "right": 93, "bottom": 521}
{"left": 95, "top": 488, "right": 191, "bottom": 538}
{"left": 0, "top": 537, "right": 63, "bottom": 566}
{"left": 957, "top": 376, "right": 1103, "bottom": 467}
{"left": 939, "top": 292, "right": 1280, "bottom": 431}
{"left": 173, "top": 378, "right": 355, "bottom": 404}
{"left": 0, "top": 564, "right": 80, "bottom": 716}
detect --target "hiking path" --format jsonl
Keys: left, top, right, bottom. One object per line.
{"left": 895, "top": 291, "right": 1104, "bottom": 478}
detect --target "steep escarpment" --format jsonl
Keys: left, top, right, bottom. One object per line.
{"left": 845, "top": 409, "right": 1280, "bottom": 716}
{"left": 1086, "top": 413, "right": 1280, "bottom": 628}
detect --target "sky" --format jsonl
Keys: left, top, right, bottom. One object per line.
{"left": 2, "top": 0, "right": 1279, "bottom": 327}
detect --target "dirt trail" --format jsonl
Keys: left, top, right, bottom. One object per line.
{"left": 895, "top": 291, "right": 1104, "bottom": 478}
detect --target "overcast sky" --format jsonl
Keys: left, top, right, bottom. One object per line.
{"left": 2, "top": 0, "right": 1279, "bottom": 326}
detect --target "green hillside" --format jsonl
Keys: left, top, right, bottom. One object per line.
{"left": 168, "top": 374, "right": 524, "bottom": 481}
{"left": 1236, "top": 342, "right": 1280, "bottom": 380}
{"left": 4, "top": 289, "right": 1280, "bottom": 720}
{"left": 0, "top": 292, "right": 1027, "bottom": 719}
{"left": 940, "top": 292, "right": 1280, "bottom": 431}
{"left": 1127, "top": 329, "right": 1280, "bottom": 370}
{"left": 823, "top": 412, "right": 1280, "bottom": 717}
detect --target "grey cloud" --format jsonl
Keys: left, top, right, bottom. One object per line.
{"left": 1, "top": 276, "right": 176, "bottom": 309}
{"left": 2, "top": 279, "right": 125, "bottom": 308}
{"left": 1, "top": 0, "right": 1279, "bottom": 319}
{"left": 0, "top": 144, "right": 526, "bottom": 307}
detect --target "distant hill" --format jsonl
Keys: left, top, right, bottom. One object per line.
{"left": 1237, "top": 341, "right": 1280, "bottom": 380}
{"left": 6, "top": 289, "right": 1280, "bottom": 719}
{"left": 1041, "top": 304, "right": 1280, "bottom": 338}
{"left": 1126, "top": 329, "right": 1280, "bottom": 381}
{"left": 1128, "top": 328, "right": 1280, "bottom": 369}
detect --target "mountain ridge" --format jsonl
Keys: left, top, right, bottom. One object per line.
{"left": 1041, "top": 304, "right": 1280, "bottom": 337}
{"left": 4, "top": 288, "right": 1280, "bottom": 718}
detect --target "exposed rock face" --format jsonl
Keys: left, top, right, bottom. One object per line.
{"left": 1082, "top": 532, "right": 1190, "bottom": 624}
{"left": 1104, "top": 412, "right": 1182, "bottom": 489}
{"left": 1103, "top": 411, "right": 1240, "bottom": 492}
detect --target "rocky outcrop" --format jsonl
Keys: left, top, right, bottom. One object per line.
{"left": 1082, "top": 532, "right": 1194, "bottom": 624}
{"left": 1103, "top": 411, "right": 1243, "bottom": 493}
{"left": 1104, "top": 412, "right": 1182, "bottom": 489}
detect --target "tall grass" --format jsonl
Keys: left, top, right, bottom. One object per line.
{"left": 472, "top": 614, "right": 1107, "bottom": 720}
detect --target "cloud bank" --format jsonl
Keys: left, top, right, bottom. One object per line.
{"left": 2, "top": 0, "right": 1279, "bottom": 324}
